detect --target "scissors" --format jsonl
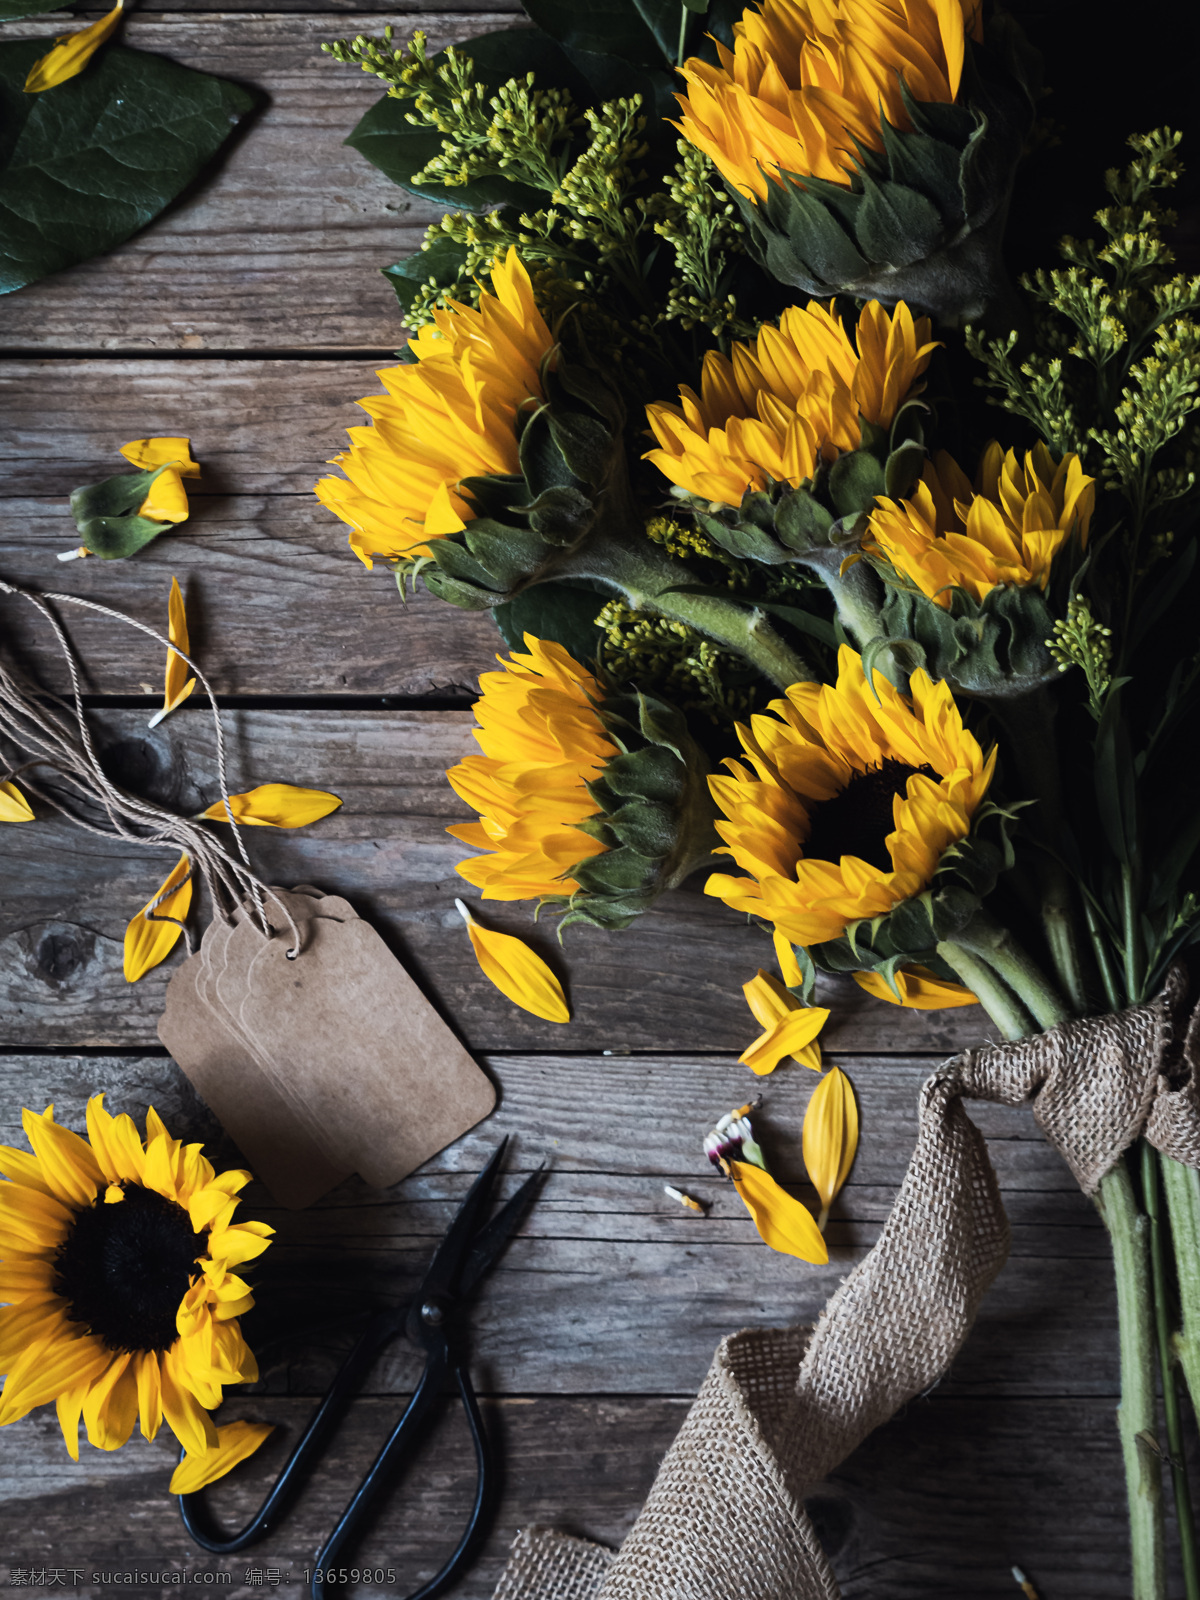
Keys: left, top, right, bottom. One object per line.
{"left": 178, "top": 1141, "right": 542, "bottom": 1600}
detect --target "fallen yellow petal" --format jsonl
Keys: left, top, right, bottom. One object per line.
{"left": 120, "top": 438, "right": 201, "bottom": 478}
{"left": 0, "top": 780, "right": 35, "bottom": 823}
{"left": 853, "top": 965, "right": 978, "bottom": 1009}
{"left": 24, "top": 0, "right": 123, "bottom": 93}
{"left": 137, "top": 467, "right": 191, "bottom": 526}
{"left": 124, "top": 854, "right": 193, "bottom": 983}
{"left": 455, "top": 898, "right": 570, "bottom": 1024}
{"left": 803, "top": 1066, "right": 859, "bottom": 1224}
{"left": 148, "top": 578, "right": 196, "bottom": 730}
{"left": 199, "top": 784, "right": 342, "bottom": 829}
{"left": 739, "top": 971, "right": 828, "bottom": 1075}
{"left": 728, "top": 1159, "right": 828, "bottom": 1264}
{"left": 168, "top": 1420, "right": 274, "bottom": 1495}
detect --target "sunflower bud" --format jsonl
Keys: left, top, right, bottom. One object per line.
{"left": 675, "top": 0, "right": 1038, "bottom": 322}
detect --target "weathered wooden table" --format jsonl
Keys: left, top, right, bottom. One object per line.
{"left": 0, "top": 7, "right": 1169, "bottom": 1595}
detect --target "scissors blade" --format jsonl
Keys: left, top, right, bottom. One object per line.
{"left": 458, "top": 1164, "right": 546, "bottom": 1299}
{"left": 412, "top": 1138, "right": 509, "bottom": 1315}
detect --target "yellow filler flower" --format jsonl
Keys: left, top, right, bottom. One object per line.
{"left": 0, "top": 1097, "right": 272, "bottom": 1488}
{"left": 707, "top": 644, "right": 995, "bottom": 945}
{"left": 645, "top": 300, "right": 936, "bottom": 508}
{"left": 447, "top": 636, "right": 617, "bottom": 902}
{"left": 316, "top": 249, "right": 555, "bottom": 568}
{"left": 865, "top": 444, "right": 1095, "bottom": 606}
{"left": 24, "top": 0, "right": 123, "bottom": 94}
{"left": 674, "top": 0, "right": 983, "bottom": 202}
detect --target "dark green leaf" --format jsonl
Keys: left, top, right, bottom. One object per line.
{"left": 494, "top": 580, "right": 607, "bottom": 663}
{"left": 381, "top": 236, "right": 470, "bottom": 315}
{"left": 1093, "top": 683, "right": 1137, "bottom": 865}
{"left": 0, "top": 40, "right": 256, "bottom": 295}
{"left": 522, "top": 0, "right": 663, "bottom": 67}
{"left": 75, "top": 514, "right": 171, "bottom": 561}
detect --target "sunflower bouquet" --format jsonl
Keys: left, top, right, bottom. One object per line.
{"left": 319, "top": 0, "right": 1200, "bottom": 1588}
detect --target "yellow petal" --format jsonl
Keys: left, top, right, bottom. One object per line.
{"left": 772, "top": 927, "right": 803, "bottom": 988}
{"left": 198, "top": 784, "right": 342, "bottom": 829}
{"left": 124, "top": 854, "right": 193, "bottom": 983}
{"left": 852, "top": 964, "right": 978, "bottom": 1008}
{"left": 24, "top": 0, "right": 122, "bottom": 92}
{"left": 802, "top": 1066, "right": 859, "bottom": 1216}
{"left": 728, "top": 1160, "right": 828, "bottom": 1264}
{"left": 119, "top": 438, "right": 201, "bottom": 477}
{"left": 137, "top": 467, "right": 190, "bottom": 526}
{"left": 0, "top": 780, "right": 35, "bottom": 823}
{"left": 148, "top": 577, "right": 196, "bottom": 729}
{"left": 455, "top": 898, "right": 570, "bottom": 1024}
{"left": 739, "top": 971, "right": 828, "bottom": 1075}
{"left": 168, "top": 1420, "right": 274, "bottom": 1495}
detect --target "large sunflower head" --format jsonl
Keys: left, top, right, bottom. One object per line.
{"left": 0, "top": 1097, "right": 271, "bottom": 1466}
{"left": 866, "top": 442, "right": 1096, "bottom": 607}
{"left": 675, "top": 0, "right": 982, "bottom": 203}
{"left": 705, "top": 644, "right": 995, "bottom": 946}
{"left": 315, "top": 248, "right": 555, "bottom": 569}
{"left": 447, "top": 634, "right": 718, "bottom": 929}
{"left": 644, "top": 299, "right": 936, "bottom": 510}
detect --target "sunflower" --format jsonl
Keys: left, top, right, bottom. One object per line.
{"left": 674, "top": 0, "right": 983, "bottom": 203}
{"left": 315, "top": 249, "right": 555, "bottom": 569}
{"left": 0, "top": 1097, "right": 271, "bottom": 1472}
{"left": 865, "top": 443, "right": 1095, "bottom": 606}
{"left": 644, "top": 299, "right": 936, "bottom": 508}
{"left": 447, "top": 636, "right": 618, "bottom": 900}
{"left": 705, "top": 644, "right": 995, "bottom": 945}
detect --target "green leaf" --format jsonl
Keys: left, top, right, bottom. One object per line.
{"left": 75, "top": 513, "right": 171, "bottom": 560}
{"left": 494, "top": 580, "right": 607, "bottom": 664}
{"left": 0, "top": 0, "right": 64, "bottom": 18}
{"left": 0, "top": 40, "right": 256, "bottom": 295}
{"left": 521, "top": 0, "right": 664, "bottom": 68}
{"left": 382, "top": 236, "right": 470, "bottom": 315}
{"left": 827, "top": 449, "right": 885, "bottom": 517}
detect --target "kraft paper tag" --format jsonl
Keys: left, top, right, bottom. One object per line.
{"left": 159, "top": 888, "right": 496, "bottom": 1206}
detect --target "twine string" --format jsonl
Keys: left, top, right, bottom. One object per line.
{"left": 0, "top": 578, "right": 303, "bottom": 958}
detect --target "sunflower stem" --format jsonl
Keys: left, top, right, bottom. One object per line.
{"left": 935, "top": 940, "right": 1036, "bottom": 1041}
{"left": 1161, "top": 1155, "right": 1200, "bottom": 1423}
{"left": 559, "top": 530, "right": 819, "bottom": 689}
{"left": 948, "top": 906, "right": 1072, "bottom": 1032}
{"left": 1141, "top": 1143, "right": 1200, "bottom": 1600}
{"left": 794, "top": 550, "right": 888, "bottom": 662}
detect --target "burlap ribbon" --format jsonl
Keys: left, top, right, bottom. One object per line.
{"left": 494, "top": 971, "right": 1200, "bottom": 1600}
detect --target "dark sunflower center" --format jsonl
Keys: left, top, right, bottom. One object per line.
{"left": 803, "top": 758, "right": 937, "bottom": 873}
{"left": 54, "top": 1184, "right": 205, "bottom": 1354}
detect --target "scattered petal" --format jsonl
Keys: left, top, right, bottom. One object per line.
{"left": 664, "top": 1185, "right": 706, "bottom": 1215}
{"left": 119, "top": 439, "right": 201, "bottom": 478}
{"left": 455, "top": 898, "right": 569, "bottom": 1024}
{"left": 148, "top": 578, "right": 196, "bottom": 729}
{"left": 137, "top": 469, "right": 190, "bottom": 526}
{"left": 772, "top": 928, "right": 804, "bottom": 989}
{"left": 1, "top": 781, "right": 35, "bottom": 823}
{"left": 169, "top": 1419, "right": 274, "bottom": 1495}
{"left": 124, "top": 855, "right": 193, "bottom": 983}
{"left": 24, "top": 0, "right": 122, "bottom": 93}
{"left": 803, "top": 1067, "right": 859, "bottom": 1226}
{"left": 739, "top": 971, "right": 829, "bottom": 1075}
{"left": 853, "top": 964, "right": 977, "bottom": 1009}
{"left": 728, "top": 1160, "right": 828, "bottom": 1264}
{"left": 199, "top": 784, "right": 342, "bottom": 829}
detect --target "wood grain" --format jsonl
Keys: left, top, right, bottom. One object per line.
{"left": 0, "top": 707, "right": 990, "bottom": 1055}
{"left": 0, "top": 14, "right": 522, "bottom": 353}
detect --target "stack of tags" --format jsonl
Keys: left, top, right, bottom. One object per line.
{"left": 159, "top": 886, "right": 496, "bottom": 1208}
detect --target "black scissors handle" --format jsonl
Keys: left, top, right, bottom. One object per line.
{"left": 312, "top": 1341, "right": 492, "bottom": 1600}
{"left": 179, "top": 1307, "right": 402, "bottom": 1554}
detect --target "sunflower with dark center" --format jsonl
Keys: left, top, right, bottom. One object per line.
{"left": 705, "top": 646, "right": 996, "bottom": 946}
{"left": 0, "top": 1097, "right": 271, "bottom": 1467}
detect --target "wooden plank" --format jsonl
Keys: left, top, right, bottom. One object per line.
{"left": 0, "top": 1052, "right": 1114, "bottom": 1402}
{"left": 1, "top": 500, "right": 500, "bottom": 699}
{"left": 0, "top": 14, "right": 524, "bottom": 352}
{"left": 0, "top": 708, "right": 992, "bottom": 1055}
{"left": 0, "top": 1394, "right": 1170, "bottom": 1600}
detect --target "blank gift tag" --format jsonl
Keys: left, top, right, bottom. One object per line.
{"left": 235, "top": 914, "right": 496, "bottom": 1187}
{"left": 159, "top": 946, "right": 349, "bottom": 1209}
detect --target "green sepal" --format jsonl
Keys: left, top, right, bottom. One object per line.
{"left": 494, "top": 580, "right": 608, "bottom": 666}
{"left": 874, "top": 580, "right": 1060, "bottom": 698}
{"left": 728, "top": 25, "right": 1037, "bottom": 319}
{"left": 68, "top": 464, "right": 176, "bottom": 560}
{"left": 543, "top": 688, "right": 719, "bottom": 931}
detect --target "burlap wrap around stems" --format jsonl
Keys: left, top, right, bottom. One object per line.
{"left": 494, "top": 972, "right": 1200, "bottom": 1600}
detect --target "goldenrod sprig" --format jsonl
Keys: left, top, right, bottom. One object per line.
{"left": 1046, "top": 594, "right": 1113, "bottom": 718}
{"left": 646, "top": 140, "right": 756, "bottom": 341}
